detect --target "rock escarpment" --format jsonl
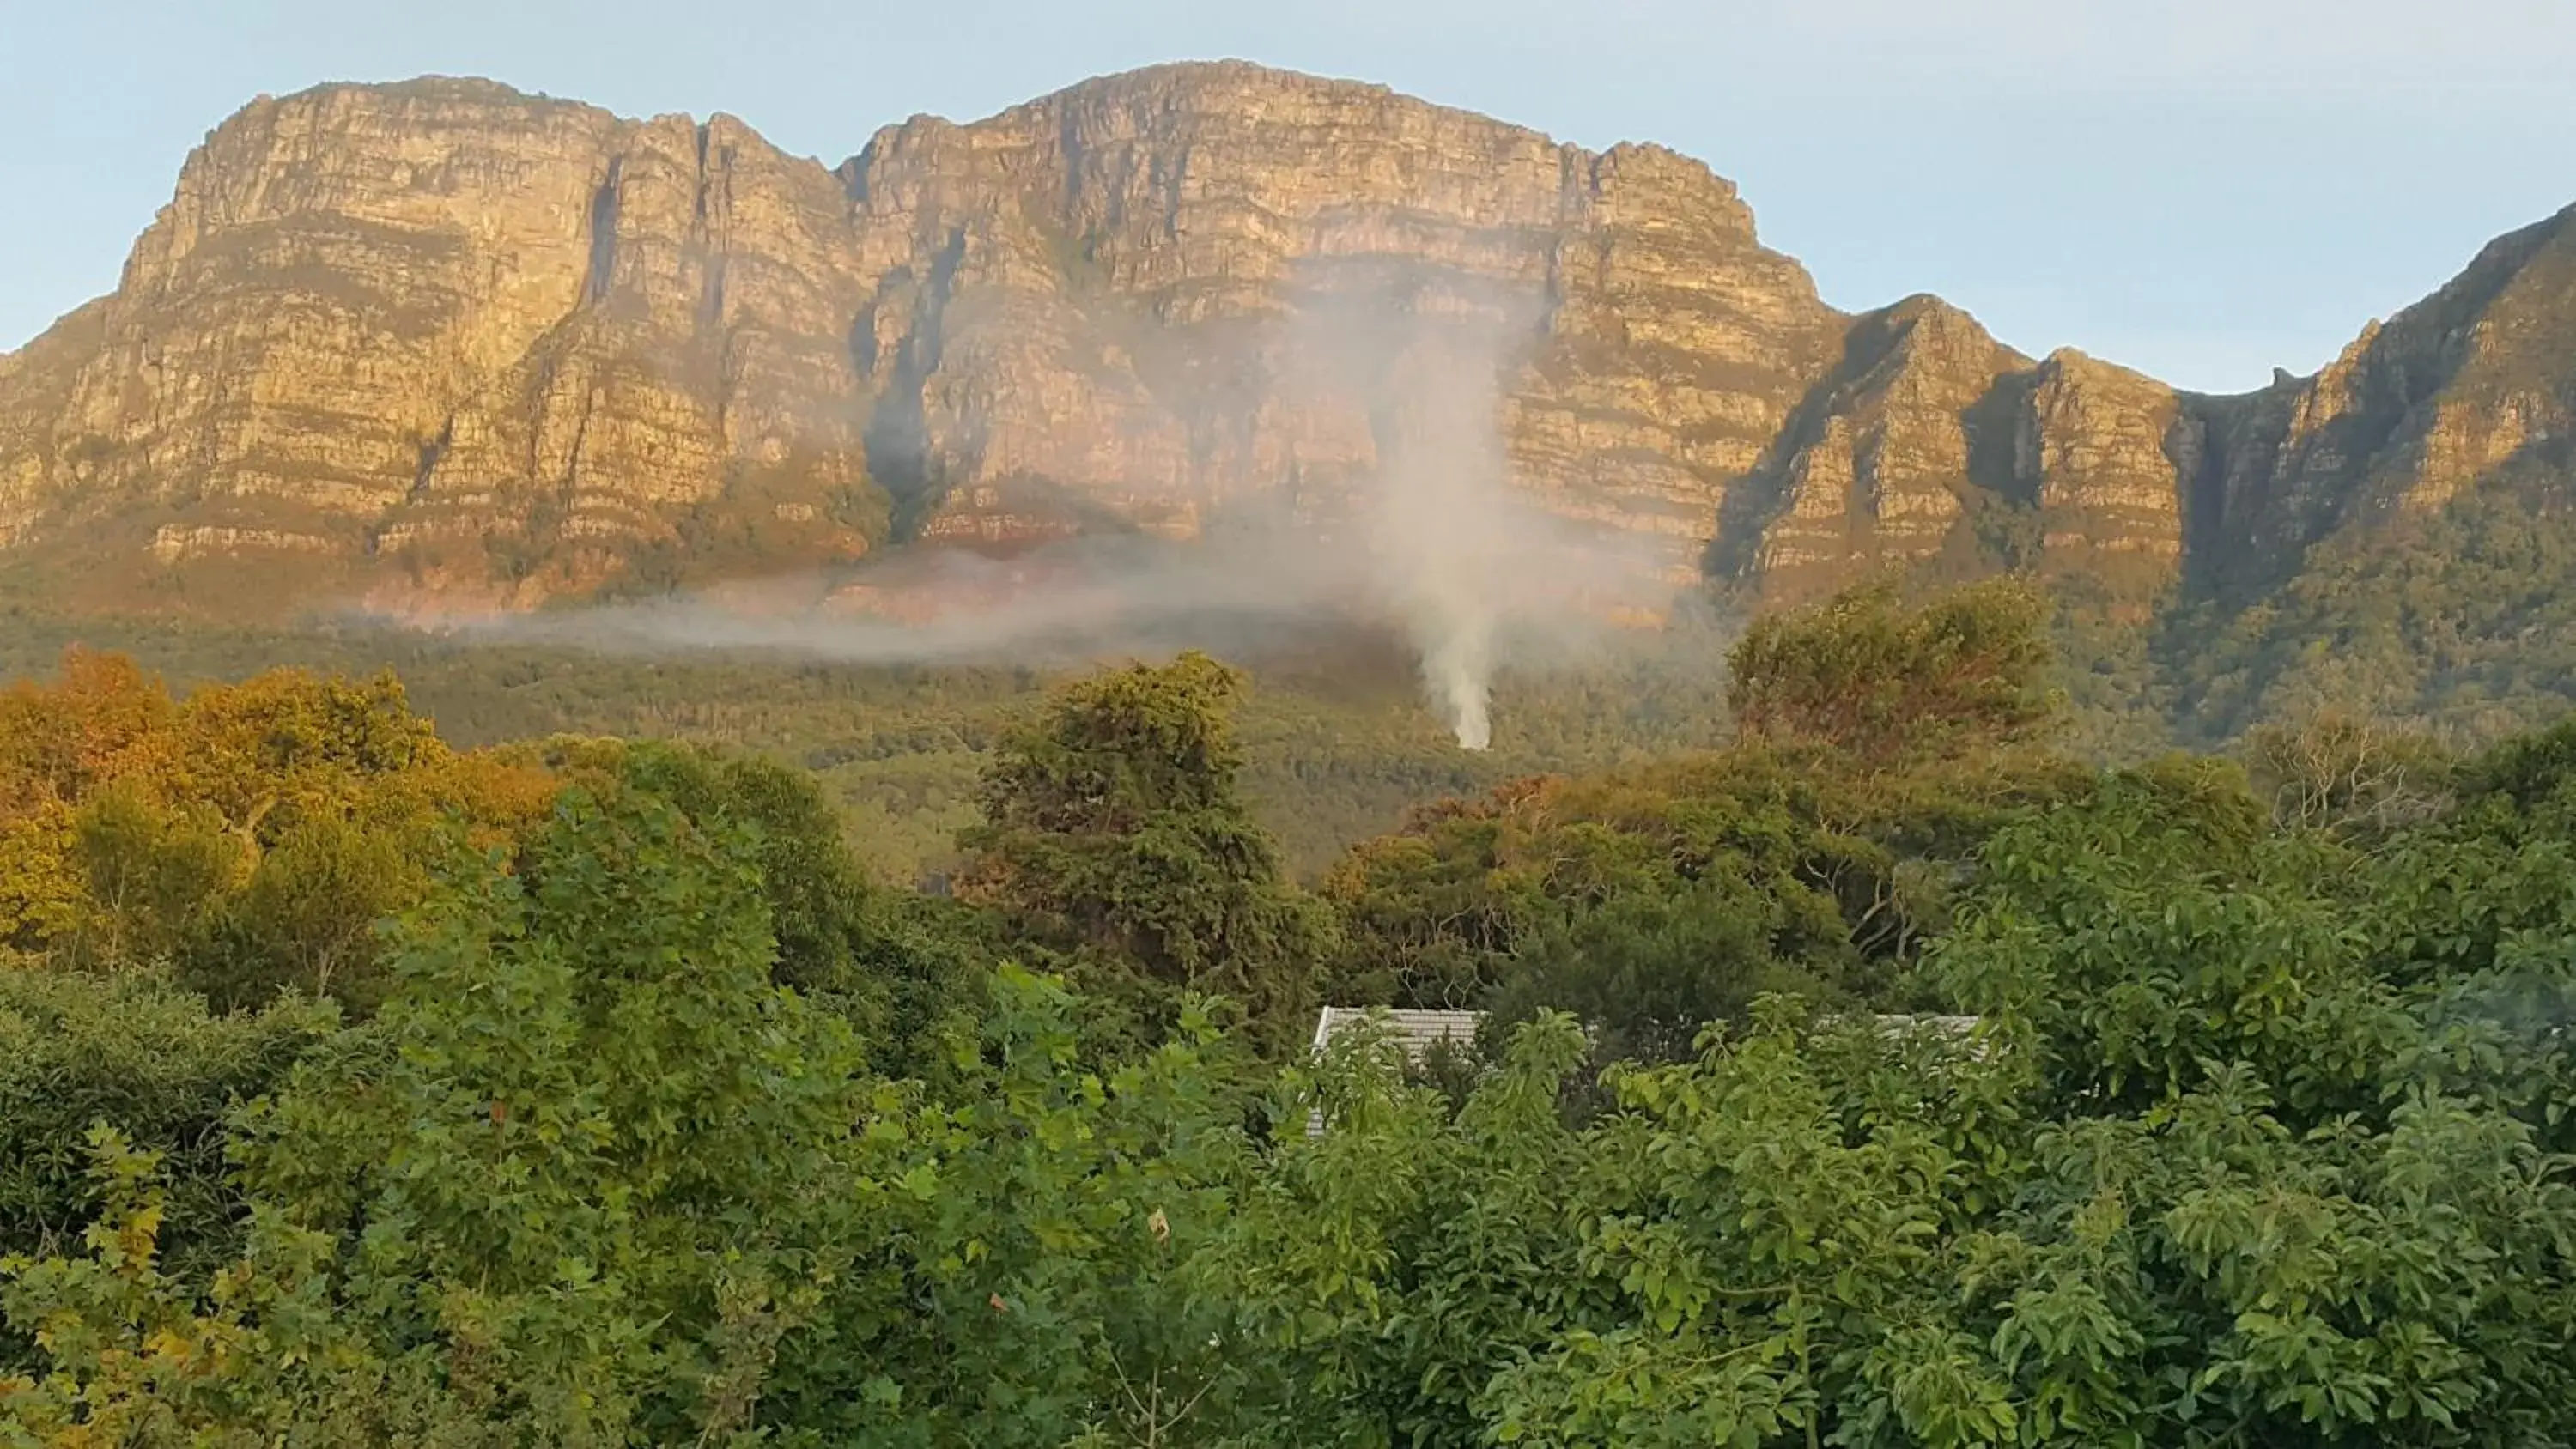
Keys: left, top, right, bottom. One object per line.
{"left": 841, "top": 63, "right": 1850, "bottom": 587}
{"left": 1728, "top": 296, "right": 2033, "bottom": 595}
{"left": 0, "top": 79, "right": 881, "bottom": 612}
{"left": 0, "top": 63, "right": 2569, "bottom": 622}
{"left": 2178, "top": 205, "right": 2576, "bottom": 587}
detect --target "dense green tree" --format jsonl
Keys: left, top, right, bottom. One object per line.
{"left": 962, "top": 652, "right": 1335, "bottom": 1052}
{"left": 19, "top": 785, "right": 885, "bottom": 1443}
{"left": 1325, "top": 738, "right": 2086, "bottom": 1064}
{"left": 2355, "top": 718, "right": 2576, "bottom": 1155}
{"left": 2170, "top": 478, "right": 2576, "bottom": 743}
{"left": 1728, "top": 578, "right": 2057, "bottom": 767}
{"left": 511, "top": 734, "right": 982, "bottom": 1076}
{"left": 777, "top": 967, "right": 1266, "bottom": 1447}
{"left": 1490, "top": 870, "right": 1836, "bottom": 1066}
{"left": 0, "top": 969, "right": 335, "bottom": 1293}
{"left": 1212, "top": 1009, "right": 1604, "bottom": 1447}
{"left": 5, "top": 644, "right": 2576, "bottom": 1447}
{"left": 535, "top": 739, "right": 878, "bottom": 989}
{"left": 1918, "top": 759, "right": 2576, "bottom": 1442}
{"left": 180, "top": 815, "right": 417, "bottom": 1010}
{"left": 58, "top": 785, "right": 241, "bottom": 973}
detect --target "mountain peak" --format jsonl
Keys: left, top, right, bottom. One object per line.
{"left": 1035, "top": 58, "right": 1409, "bottom": 105}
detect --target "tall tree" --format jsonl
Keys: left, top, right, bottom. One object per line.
{"left": 962, "top": 652, "right": 1333, "bottom": 1048}
{"left": 1728, "top": 578, "right": 2057, "bottom": 767}
{"left": 520, "top": 735, "right": 978, "bottom": 1076}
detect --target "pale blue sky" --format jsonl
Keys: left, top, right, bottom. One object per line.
{"left": 8, "top": 0, "right": 2573, "bottom": 392}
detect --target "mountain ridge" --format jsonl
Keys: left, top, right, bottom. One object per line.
{"left": 1, "top": 64, "right": 2570, "bottom": 724}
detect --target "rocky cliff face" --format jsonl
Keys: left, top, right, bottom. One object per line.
{"left": 2180, "top": 205, "right": 2576, "bottom": 588}
{"left": 1717, "top": 299, "right": 2188, "bottom": 615}
{"left": 841, "top": 63, "right": 1847, "bottom": 587}
{"left": 0, "top": 78, "right": 882, "bottom": 613}
{"left": 0, "top": 64, "right": 2569, "bottom": 624}
{"left": 1728, "top": 296, "right": 2031, "bottom": 596}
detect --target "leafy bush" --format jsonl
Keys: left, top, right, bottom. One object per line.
{"left": 0, "top": 968, "right": 336, "bottom": 1285}
{"left": 962, "top": 652, "right": 1336, "bottom": 1054}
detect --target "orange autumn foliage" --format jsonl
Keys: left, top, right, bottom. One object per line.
{"left": 0, "top": 648, "right": 558, "bottom": 1005}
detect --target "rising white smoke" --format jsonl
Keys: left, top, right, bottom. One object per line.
{"left": 1328, "top": 292, "right": 1673, "bottom": 751}
{"left": 1364, "top": 336, "right": 1518, "bottom": 749}
{"left": 395, "top": 281, "right": 1674, "bottom": 749}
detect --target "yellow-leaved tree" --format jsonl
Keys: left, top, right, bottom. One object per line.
{"left": 0, "top": 647, "right": 555, "bottom": 1008}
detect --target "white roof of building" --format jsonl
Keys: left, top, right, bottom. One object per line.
{"left": 1310, "top": 1005, "right": 1485, "bottom": 1059}
{"left": 1304, "top": 1006, "right": 1488, "bottom": 1137}
{"left": 1858, "top": 1014, "right": 1981, "bottom": 1036}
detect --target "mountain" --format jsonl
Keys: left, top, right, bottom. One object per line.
{"left": 2, "top": 62, "right": 2572, "bottom": 728}
{"left": 2195, "top": 209, "right": 2576, "bottom": 568}
{"left": 0, "top": 64, "right": 1855, "bottom": 612}
{"left": 1716, "top": 297, "right": 2188, "bottom": 615}
{"left": 0, "top": 77, "right": 883, "bottom": 613}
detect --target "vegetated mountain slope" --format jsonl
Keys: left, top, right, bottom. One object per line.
{"left": 2166, "top": 206, "right": 2576, "bottom": 738}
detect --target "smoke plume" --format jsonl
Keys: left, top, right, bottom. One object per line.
{"left": 1365, "top": 337, "right": 1519, "bottom": 748}
{"left": 403, "top": 281, "right": 1674, "bottom": 749}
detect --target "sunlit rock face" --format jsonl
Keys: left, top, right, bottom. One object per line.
{"left": 841, "top": 61, "right": 1846, "bottom": 592}
{"left": 0, "top": 78, "right": 881, "bottom": 613}
{"left": 2178, "top": 206, "right": 2576, "bottom": 585}
{"left": 1, "top": 63, "right": 2568, "bottom": 619}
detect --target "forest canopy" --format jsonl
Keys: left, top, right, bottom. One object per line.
{"left": 2, "top": 580, "right": 2573, "bottom": 1446}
